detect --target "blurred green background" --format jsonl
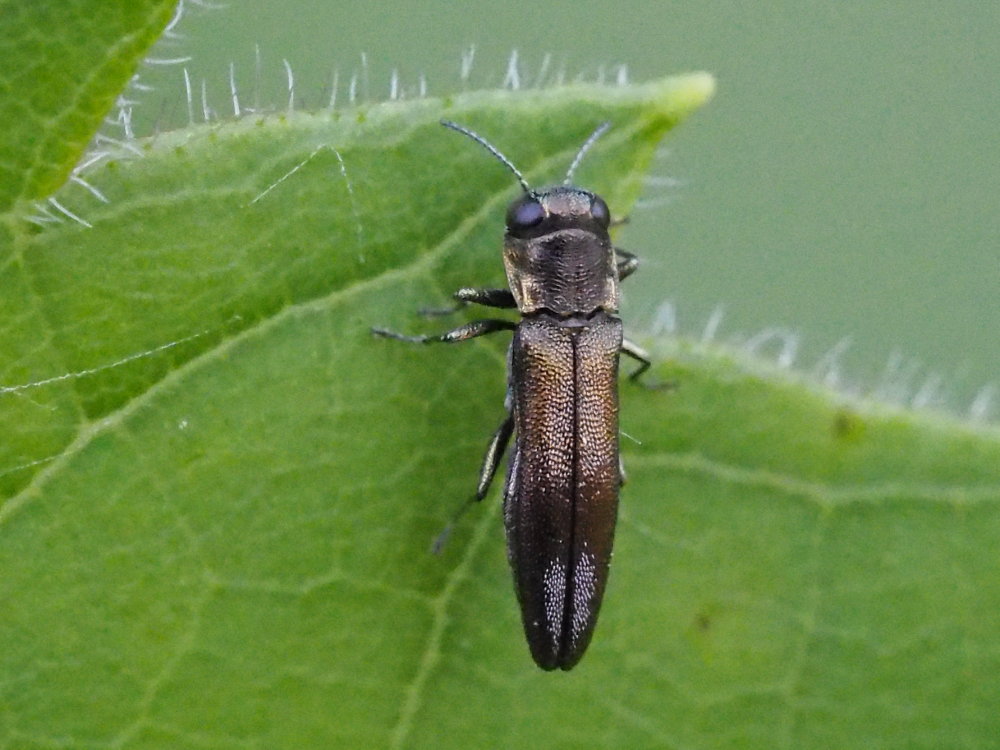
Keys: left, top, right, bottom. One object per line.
{"left": 137, "top": 0, "right": 997, "bottom": 414}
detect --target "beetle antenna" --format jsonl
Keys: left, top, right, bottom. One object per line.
{"left": 563, "top": 121, "right": 611, "bottom": 185}
{"left": 441, "top": 120, "right": 531, "bottom": 193}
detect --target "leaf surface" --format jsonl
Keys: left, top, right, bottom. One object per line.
{"left": 2, "top": 22, "right": 999, "bottom": 748}
{"left": 0, "top": 0, "right": 178, "bottom": 208}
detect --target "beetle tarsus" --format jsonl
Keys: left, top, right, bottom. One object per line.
{"left": 372, "top": 319, "right": 516, "bottom": 345}
{"left": 622, "top": 338, "right": 676, "bottom": 391}
{"left": 456, "top": 287, "right": 518, "bottom": 309}
{"left": 419, "top": 288, "right": 516, "bottom": 317}
{"left": 614, "top": 248, "right": 639, "bottom": 281}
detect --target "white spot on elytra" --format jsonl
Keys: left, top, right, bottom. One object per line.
{"left": 543, "top": 561, "right": 567, "bottom": 644}
{"left": 570, "top": 553, "right": 598, "bottom": 644}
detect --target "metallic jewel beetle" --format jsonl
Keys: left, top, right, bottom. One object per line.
{"left": 373, "top": 120, "right": 654, "bottom": 670}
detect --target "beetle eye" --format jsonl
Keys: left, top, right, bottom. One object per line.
{"left": 506, "top": 197, "right": 545, "bottom": 230}
{"left": 590, "top": 195, "right": 611, "bottom": 227}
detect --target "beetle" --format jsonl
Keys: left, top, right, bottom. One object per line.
{"left": 373, "top": 120, "right": 654, "bottom": 670}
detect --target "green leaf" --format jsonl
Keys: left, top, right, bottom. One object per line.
{"left": 0, "top": 0, "right": 179, "bottom": 209}
{"left": 0, "top": 0, "right": 179, "bottom": 524}
{"left": 2, "top": 30, "right": 999, "bottom": 750}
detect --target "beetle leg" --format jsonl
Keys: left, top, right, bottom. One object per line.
{"left": 614, "top": 248, "right": 639, "bottom": 282}
{"left": 621, "top": 338, "right": 652, "bottom": 381}
{"left": 475, "top": 411, "right": 515, "bottom": 500}
{"left": 430, "top": 412, "right": 515, "bottom": 554}
{"left": 372, "top": 318, "right": 517, "bottom": 344}
{"left": 622, "top": 338, "right": 676, "bottom": 390}
{"left": 419, "top": 287, "right": 517, "bottom": 316}
{"left": 455, "top": 287, "right": 517, "bottom": 309}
